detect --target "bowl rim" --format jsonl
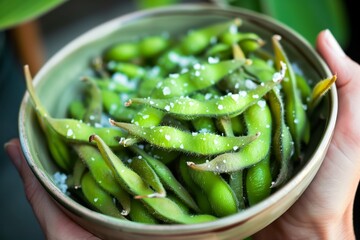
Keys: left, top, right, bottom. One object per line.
{"left": 19, "top": 3, "right": 338, "bottom": 235}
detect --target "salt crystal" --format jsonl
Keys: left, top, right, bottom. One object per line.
{"left": 67, "top": 129, "right": 73, "bottom": 137}
{"left": 257, "top": 100, "right": 266, "bottom": 108}
{"left": 239, "top": 91, "right": 247, "bottom": 97}
{"left": 162, "top": 86, "right": 171, "bottom": 96}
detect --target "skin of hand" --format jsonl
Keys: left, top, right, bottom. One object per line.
{"left": 4, "top": 29, "right": 359, "bottom": 240}
{"left": 253, "top": 29, "right": 360, "bottom": 239}
{"left": 4, "top": 139, "right": 100, "bottom": 240}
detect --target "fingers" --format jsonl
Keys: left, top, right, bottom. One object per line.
{"left": 4, "top": 139, "right": 59, "bottom": 234}
{"left": 4, "top": 139, "right": 97, "bottom": 239}
{"left": 4, "top": 139, "right": 44, "bottom": 206}
{"left": 316, "top": 29, "right": 360, "bottom": 89}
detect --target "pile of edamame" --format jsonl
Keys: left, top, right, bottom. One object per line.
{"left": 25, "top": 18, "right": 335, "bottom": 224}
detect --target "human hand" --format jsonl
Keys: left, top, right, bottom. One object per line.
{"left": 4, "top": 139, "right": 99, "bottom": 240}
{"left": 253, "top": 29, "right": 360, "bottom": 239}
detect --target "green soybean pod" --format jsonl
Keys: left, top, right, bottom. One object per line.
{"left": 217, "top": 117, "right": 246, "bottom": 209}
{"left": 129, "top": 77, "right": 280, "bottom": 120}
{"left": 178, "top": 157, "right": 213, "bottom": 214}
{"left": 74, "top": 144, "right": 131, "bottom": 215}
{"left": 129, "top": 199, "right": 159, "bottom": 224}
{"left": 267, "top": 88, "right": 294, "bottom": 188}
{"left": 81, "top": 77, "right": 103, "bottom": 126}
{"left": 71, "top": 158, "right": 87, "bottom": 189}
{"left": 295, "top": 73, "right": 312, "bottom": 103}
{"left": 111, "top": 120, "right": 258, "bottom": 156}
{"left": 132, "top": 59, "right": 248, "bottom": 127}
{"left": 145, "top": 146, "right": 180, "bottom": 165}
{"left": 229, "top": 171, "right": 246, "bottom": 210}
{"left": 81, "top": 171, "right": 127, "bottom": 219}
{"left": 90, "top": 134, "right": 217, "bottom": 224}
{"left": 46, "top": 117, "right": 124, "bottom": 148}
{"left": 272, "top": 35, "right": 308, "bottom": 157}
{"left": 188, "top": 100, "right": 272, "bottom": 173}
{"left": 138, "top": 72, "right": 163, "bottom": 97}
{"left": 24, "top": 65, "right": 74, "bottom": 172}
{"left": 244, "top": 57, "right": 275, "bottom": 83}
{"left": 220, "top": 31, "right": 264, "bottom": 53}
{"left": 139, "top": 35, "right": 170, "bottom": 58}
{"left": 130, "top": 156, "right": 166, "bottom": 199}
{"left": 180, "top": 18, "right": 242, "bottom": 55}
{"left": 94, "top": 77, "right": 135, "bottom": 93}
{"left": 205, "top": 43, "right": 231, "bottom": 60}
{"left": 188, "top": 157, "right": 238, "bottom": 217}
{"left": 108, "top": 62, "right": 146, "bottom": 79}
{"left": 130, "top": 146, "right": 200, "bottom": 212}
{"left": 102, "top": 90, "right": 137, "bottom": 122}
{"left": 104, "top": 42, "right": 140, "bottom": 62}
{"left": 245, "top": 154, "right": 272, "bottom": 206}
{"left": 191, "top": 93, "right": 217, "bottom": 133}
{"left": 67, "top": 100, "right": 86, "bottom": 120}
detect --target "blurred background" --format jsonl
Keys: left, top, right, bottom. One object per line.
{"left": 0, "top": 0, "right": 358, "bottom": 239}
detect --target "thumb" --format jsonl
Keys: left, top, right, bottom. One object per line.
{"left": 4, "top": 139, "right": 97, "bottom": 239}
{"left": 4, "top": 139, "right": 45, "bottom": 206}
{"left": 316, "top": 29, "right": 360, "bottom": 89}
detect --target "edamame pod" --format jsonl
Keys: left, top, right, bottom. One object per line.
{"left": 24, "top": 65, "right": 74, "bottom": 172}
{"left": 102, "top": 90, "right": 137, "bottom": 122}
{"left": 272, "top": 35, "right": 308, "bottom": 157}
{"left": 128, "top": 77, "right": 280, "bottom": 119}
{"left": 178, "top": 158, "right": 213, "bottom": 214}
{"left": 81, "top": 172, "right": 127, "bottom": 219}
{"left": 47, "top": 117, "right": 124, "bottom": 148}
{"left": 130, "top": 156, "right": 166, "bottom": 199}
{"left": 129, "top": 199, "right": 158, "bottom": 224}
{"left": 245, "top": 154, "right": 272, "bottom": 206}
{"left": 267, "top": 88, "right": 294, "bottom": 188}
{"left": 130, "top": 146, "right": 200, "bottom": 212}
{"left": 111, "top": 120, "right": 258, "bottom": 155}
{"left": 188, "top": 157, "right": 238, "bottom": 217}
{"left": 90, "top": 134, "right": 217, "bottom": 224}
{"left": 188, "top": 101, "right": 272, "bottom": 173}
{"left": 81, "top": 77, "right": 103, "bottom": 126}
{"left": 74, "top": 144, "right": 131, "bottom": 215}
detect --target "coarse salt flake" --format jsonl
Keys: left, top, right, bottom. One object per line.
{"left": 239, "top": 91, "right": 247, "bottom": 97}
{"left": 67, "top": 129, "right": 73, "bottom": 137}
{"left": 257, "top": 100, "right": 266, "bottom": 108}
{"left": 53, "top": 172, "right": 68, "bottom": 194}
{"left": 162, "top": 86, "right": 171, "bottom": 96}
{"left": 231, "top": 94, "right": 239, "bottom": 102}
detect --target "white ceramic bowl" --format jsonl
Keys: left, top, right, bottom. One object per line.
{"left": 19, "top": 4, "right": 337, "bottom": 239}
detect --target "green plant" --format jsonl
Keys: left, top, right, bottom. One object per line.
{"left": 215, "top": 0, "right": 349, "bottom": 47}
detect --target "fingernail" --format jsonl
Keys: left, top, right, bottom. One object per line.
{"left": 4, "top": 141, "right": 21, "bottom": 170}
{"left": 324, "top": 29, "right": 345, "bottom": 57}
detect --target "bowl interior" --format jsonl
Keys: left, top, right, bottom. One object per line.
{"left": 19, "top": 4, "right": 337, "bottom": 239}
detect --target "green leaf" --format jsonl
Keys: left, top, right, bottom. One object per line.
{"left": 221, "top": 0, "right": 262, "bottom": 12}
{"left": 260, "top": 0, "right": 349, "bottom": 47}
{"left": 136, "top": 0, "right": 180, "bottom": 9}
{"left": 0, "top": 0, "right": 65, "bottom": 30}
